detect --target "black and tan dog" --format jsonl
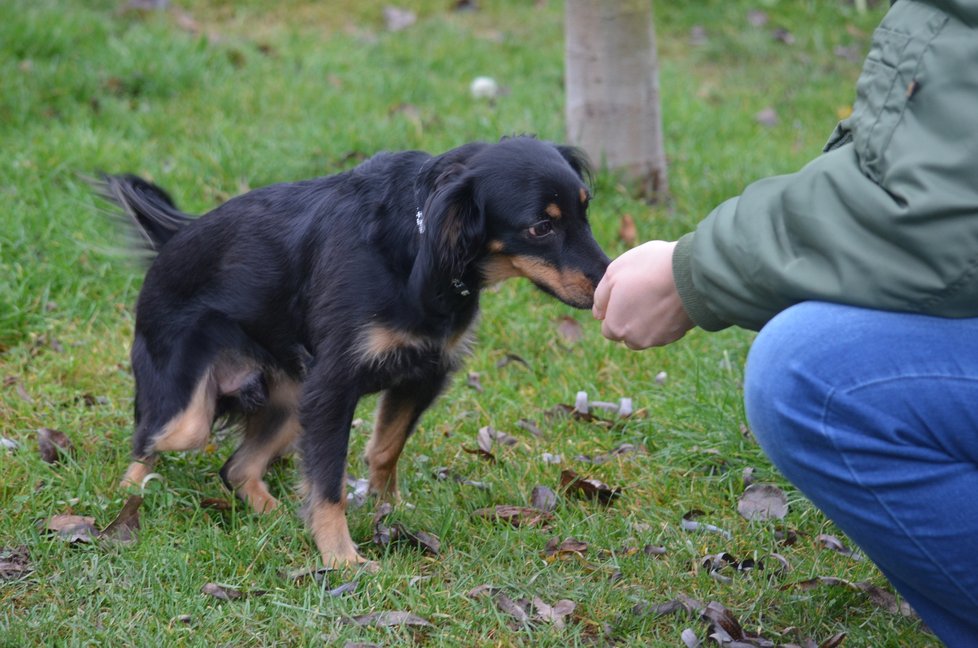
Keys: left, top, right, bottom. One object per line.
{"left": 100, "top": 136, "right": 610, "bottom": 567}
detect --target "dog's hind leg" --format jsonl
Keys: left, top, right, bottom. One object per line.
{"left": 120, "top": 332, "right": 221, "bottom": 489}
{"left": 366, "top": 376, "right": 447, "bottom": 501}
{"left": 220, "top": 377, "right": 301, "bottom": 513}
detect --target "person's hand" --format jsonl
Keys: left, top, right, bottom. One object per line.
{"left": 592, "top": 240, "right": 695, "bottom": 349}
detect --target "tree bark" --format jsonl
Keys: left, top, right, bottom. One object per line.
{"left": 565, "top": 0, "right": 668, "bottom": 202}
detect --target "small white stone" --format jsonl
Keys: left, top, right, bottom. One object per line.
{"left": 654, "top": 371, "right": 668, "bottom": 385}
{"left": 470, "top": 76, "right": 499, "bottom": 99}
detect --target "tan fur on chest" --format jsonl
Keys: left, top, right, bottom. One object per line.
{"left": 353, "top": 322, "right": 475, "bottom": 369}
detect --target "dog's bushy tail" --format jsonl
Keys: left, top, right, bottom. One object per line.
{"left": 96, "top": 174, "right": 194, "bottom": 256}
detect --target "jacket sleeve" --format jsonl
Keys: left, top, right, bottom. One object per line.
{"left": 673, "top": 0, "right": 978, "bottom": 332}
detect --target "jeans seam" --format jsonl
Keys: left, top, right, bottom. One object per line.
{"left": 819, "top": 375, "right": 978, "bottom": 608}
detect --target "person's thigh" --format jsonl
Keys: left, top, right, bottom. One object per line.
{"left": 744, "top": 301, "right": 978, "bottom": 646}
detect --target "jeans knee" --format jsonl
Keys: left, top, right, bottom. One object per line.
{"left": 744, "top": 302, "right": 839, "bottom": 471}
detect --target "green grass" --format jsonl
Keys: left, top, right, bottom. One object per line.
{"left": 0, "top": 1, "right": 938, "bottom": 645}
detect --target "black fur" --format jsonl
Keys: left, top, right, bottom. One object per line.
{"left": 100, "top": 136, "right": 610, "bottom": 561}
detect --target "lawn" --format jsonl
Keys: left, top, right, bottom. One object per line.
{"left": 0, "top": 1, "right": 938, "bottom": 646}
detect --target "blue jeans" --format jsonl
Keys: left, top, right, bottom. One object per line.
{"left": 744, "top": 302, "right": 978, "bottom": 646}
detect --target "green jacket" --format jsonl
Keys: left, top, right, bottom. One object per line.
{"left": 673, "top": 0, "right": 978, "bottom": 332}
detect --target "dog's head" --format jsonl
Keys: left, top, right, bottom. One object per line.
{"left": 415, "top": 137, "right": 610, "bottom": 310}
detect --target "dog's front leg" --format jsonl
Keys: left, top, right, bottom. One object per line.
{"left": 366, "top": 375, "right": 447, "bottom": 501}
{"left": 299, "top": 377, "right": 367, "bottom": 569}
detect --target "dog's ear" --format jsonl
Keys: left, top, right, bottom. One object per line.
{"left": 555, "top": 144, "right": 592, "bottom": 184}
{"left": 423, "top": 167, "right": 484, "bottom": 281}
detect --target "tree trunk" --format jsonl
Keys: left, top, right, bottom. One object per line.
{"left": 565, "top": 0, "right": 668, "bottom": 202}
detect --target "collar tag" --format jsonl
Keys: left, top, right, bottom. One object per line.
{"left": 416, "top": 210, "right": 425, "bottom": 234}
{"left": 451, "top": 278, "right": 471, "bottom": 297}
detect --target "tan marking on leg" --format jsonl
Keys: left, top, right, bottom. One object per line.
{"left": 307, "top": 487, "right": 366, "bottom": 568}
{"left": 120, "top": 458, "right": 156, "bottom": 489}
{"left": 153, "top": 371, "right": 217, "bottom": 452}
{"left": 579, "top": 187, "right": 589, "bottom": 204}
{"left": 365, "top": 394, "right": 417, "bottom": 500}
{"left": 224, "top": 377, "right": 302, "bottom": 513}
{"left": 545, "top": 203, "right": 562, "bottom": 219}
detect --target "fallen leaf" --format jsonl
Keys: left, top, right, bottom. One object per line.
{"left": 559, "top": 469, "right": 621, "bottom": 505}
{"left": 532, "top": 597, "right": 576, "bottom": 629}
{"left": 285, "top": 566, "right": 336, "bottom": 583}
{"left": 772, "top": 27, "right": 796, "bottom": 44}
{"left": 496, "top": 353, "right": 530, "bottom": 369}
{"left": 383, "top": 6, "right": 417, "bottom": 32}
{"left": 541, "top": 452, "right": 562, "bottom": 465}
{"left": 821, "top": 632, "right": 847, "bottom": 648}
{"left": 546, "top": 403, "right": 613, "bottom": 427}
{"left": 1, "top": 437, "right": 18, "bottom": 450}
{"left": 466, "top": 371, "right": 483, "bottom": 392}
{"left": 556, "top": 316, "right": 584, "bottom": 344}
{"left": 328, "top": 581, "right": 358, "bottom": 597}
{"left": 701, "top": 601, "right": 745, "bottom": 641}
{"left": 462, "top": 445, "right": 496, "bottom": 462}
{"left": 756, "top": 107, "right": 779, "bottom": 127}
{"left": 680, "top": 510, "right": 732, "bottom": 539}
{"left": 473, "top": 505, "right": 551, "bottom": 528}
{"left": 201, "top": 582, "right": 243, "bottom": 601}
{"left": 466, "top": 583, "right": 500, "bottom": 599}
{"left": 347, "top": 477, "right": 370, "bottom": 509}
{"left": 346, "top": 610, "right": 432, "bottom": 627}
{"left": 543, "top": 537, "right": 588, "bottom": 559}
{"left": 618, "top": 214, "right": 638, "bottom": 247}
{"left": 0, "top": 546, "right": 32, "bottom": 582}
{"left": 738, "top": 483, "right": 788, "bottom": 521}
{"left": 643, "top": 544, "right": 667, "bottom": 556}
{"left": 44, "top": 514, "right": 98, "bottom": 543}
{"left": 516, "top": 419, "right": 542, "bottom": 437}
{"left": 530, "top": 485, "right": 557, "bottom": 512}
{"left": 199, "top": 497, "right": 232, "bottom": 511}
{"left": 747, "top": 10, "right": 768, "bottom": 27}
{"left": 494, "top": 592, "right": 530, "bottom": 624}
{"left": 784, "top": 577, "right": 915, "bottom": 618}
{"left": 100, "top": 495, "right": 142, "bottom": 544}
{"left": 817, "top": 533, "right": 863, "bottom": 560}
{"left": 681, "top": 627, "right": 701, "bottom": 648}
{"left": 37, "top": 428, "right": 74, "bottom": 464}
{"left": 742, "top": 467, "right": 756, "bottom": 488}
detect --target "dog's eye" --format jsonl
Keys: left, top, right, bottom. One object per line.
{"left": 528, "top": 221, "right": 554, "bottom": 238}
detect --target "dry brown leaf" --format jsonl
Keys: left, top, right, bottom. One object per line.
{"left": 37, "top": 428, "right": 74, "bottom": 464}
{"left": 817, "top": 533, "right": 862, "bottom": 560}
{"left": 783, "top": 577, "right": 915, "bottom": 618}
{"left": 559, "top": 469, "right": 621, "bottom": 505}
{"left": 462, "top": 445, "right": 496, "bottom": 463}
{"left": 618, "top": 213, "right": 638, "bottom": 247}
{"left": 820, "top": 632, "right": 847, "bottom": 648}
{"left": 472, "top": 505, "right": 552, "bottom": 528}
{"left": 199, "top": 497, "right": 232, "bottom": 511}
{"left": 644, "top": 544, "right": 667, "bottom": 556}
{"left": 701, "top": 601, "right": 745, "bottom": 641}
{"left": 494, "top": 592, "right": 530, "bottom": 624}
{"left": 466, "top": 371, "right": 484, "bottom": 392}
{"left": 516, "top": 419, "right": 542, "bottom": 437}
{"left": 496, "top": 353, "right": 530, "bottom": 369}
{"left": 738, "top": 483, "right": 788, "bottom": 521}
{"left": 543, "top": 537, "right": 588, "bottom": 559}
{"left": 680, "top": 510, "right": 732, "bottom": 539}
{"left": 44, "top": 514, "right": 98, "bottom": 543}
{"left": 100, "top": 495, "right": 142, "bottom": 544}
{"left": 345, "top": 610, "right": 431, "bottom": 627}
{"left": 532, "top": 597, "right": 576, "bottom": 629}
{"left": 201, "top": 582, "right": 243, "bottom": 601}
{"left": 530, "top": 485, "right": 557, "bottom": 512}
{"left": 466, "top": 583, "right": 500, "bottom": 599}
{"left": 0, "top": 546, "right": 32, "bottom": 582}
{"left": 556, "top": 316, "right": 584, "bottom": 344}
